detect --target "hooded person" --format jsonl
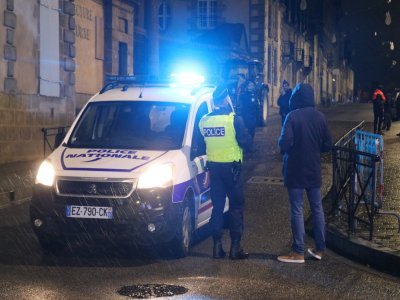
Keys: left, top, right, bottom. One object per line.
{"left": 277, "top": 83, "right": 332, "bottom": 264}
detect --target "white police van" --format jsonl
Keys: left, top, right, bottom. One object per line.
{"left": 30, "top": 74, "right": 227, "bottom": 257}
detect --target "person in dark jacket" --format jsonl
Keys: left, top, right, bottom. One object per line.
{"left": 236, "top": 74, "right": 258, "bottom": 140}
{"left": 199, "top": 84, "right": 253, "bottom": 260}
{"left": 382, "top": 92, "right": 392, "bottom": 132}
{"left": 277, "top": 83, "right": 332, "bottom": 264}
{"left": 277, "top": 80, "right": 292, "bottom": 126}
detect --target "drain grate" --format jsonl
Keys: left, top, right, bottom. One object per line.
{"left": 247, "top": 176, "right": 284, "bottom": 185}
{"left": 117, "top": 284, "right": 188, "bottom": 298}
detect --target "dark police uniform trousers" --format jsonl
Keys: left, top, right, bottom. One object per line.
{"left": 207, "top": 161, "right": 244, "bottom": 241}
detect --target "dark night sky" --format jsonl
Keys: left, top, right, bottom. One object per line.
{"left": 340, "top": 0, "right": 400, "bottom": 91}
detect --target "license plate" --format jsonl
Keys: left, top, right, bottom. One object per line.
{"left": 66, "top": 205, "right": 113, "bottom": 219}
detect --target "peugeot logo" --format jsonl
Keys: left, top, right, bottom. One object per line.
{"left": 87, "top": 183, "right": 98, "bottom": 195}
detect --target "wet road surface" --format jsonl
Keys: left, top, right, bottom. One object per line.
{"left": 1, "top": 103, "right": 400, "bottom": 299}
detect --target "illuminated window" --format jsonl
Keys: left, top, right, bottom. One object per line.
{"left": 197, "top": 0, "right": 217, "bottom": 29}
{"left": 158, "top": 1, "right": 170, "bottom": 31}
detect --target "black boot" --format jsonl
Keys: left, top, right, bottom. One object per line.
{"left": 229, "top": 241, "right": 249, "bottom": 260}
{"left": 213, "top": 239, "right": 226, "bottom": 259}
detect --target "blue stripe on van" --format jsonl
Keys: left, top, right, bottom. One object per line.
{"left": 60, "top": 148, "right": 168, "bottom": 172}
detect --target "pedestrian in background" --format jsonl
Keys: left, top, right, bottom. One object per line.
{"left": 236, "top": 74, "right": 258, "bottom": 140}
{"left": 277, "top": 83, "right": 332, "bottom": 263}
{"left": 372, "top": 85, "right": 386, "bottom": 135}
{"left": 395, "top": 92, "right": 400, "bottom": 122}
{"left": 277, "top": 80, "right": 292, "bottom": 126}
{"left": 255, "top": 73, "right": 269, "bottom": 126}
{"left": 382, "top": 92, "right": 392, "bottom": 132}
{"left": 199, "top": 84, "right": 252, "bottom": 260}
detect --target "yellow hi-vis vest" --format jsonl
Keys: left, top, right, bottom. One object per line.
{"left": 199, "top": 112, "right": 243, "bottom": 163}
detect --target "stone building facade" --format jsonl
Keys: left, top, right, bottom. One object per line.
{"left": 0, "top": 0, "right": 76, "bottom": 164}
{"left": 266, "top": 0, "right": 354, "bottom": 106}
{"left": 0, "top": 0, "right": 135, "bottom": 164}
{"left": 0, "top": 0, "right": 354, "bottom": 164}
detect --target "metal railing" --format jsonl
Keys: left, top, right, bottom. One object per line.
{"left": 41, "top": 126, "right": 70, "bottom": 158}
{"left": 332, "top": 121, "right": 400, "bottom": 240}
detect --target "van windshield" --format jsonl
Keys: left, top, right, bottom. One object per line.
{"left": 68, "top": 101, "right": 190, "bottom": 150}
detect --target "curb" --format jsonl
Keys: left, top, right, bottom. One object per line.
{"left": 325, "top": 224, "right": 400, "bottom": 276}
{"left": 306, "top": 189, "right": 400, "bottom": 277}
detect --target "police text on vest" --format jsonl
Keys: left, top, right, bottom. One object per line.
{"left": 203, "top": 127, "right": 226, "bottom": 137}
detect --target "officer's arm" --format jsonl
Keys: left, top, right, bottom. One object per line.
{"left": 234, "top": 115, "right": 253, "bottom": 151}
{"left": 278, "top": 113, "right": 294, "bottom": 153}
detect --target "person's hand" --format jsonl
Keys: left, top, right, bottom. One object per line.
{"left": 203, "top": 171, "right": 210, "bottom": 188}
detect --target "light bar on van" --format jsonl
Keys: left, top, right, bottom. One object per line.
{"left": 170, "top": 72, "right": 205, "bottom": 87}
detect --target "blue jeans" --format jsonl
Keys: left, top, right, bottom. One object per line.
{"left": 288, "top": 187, "right": 326, "bottom": 254}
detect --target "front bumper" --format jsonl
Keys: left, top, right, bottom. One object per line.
{"left": 30, "top": 184, "right": 181, "bottom": 246}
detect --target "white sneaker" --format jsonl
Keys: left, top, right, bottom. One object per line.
{"left": 307, "top": 248, "right": 323, "bottom": 260}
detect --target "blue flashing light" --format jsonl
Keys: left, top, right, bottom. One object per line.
{"left": 170, "top": 72, "right": 205, "bottom": 87}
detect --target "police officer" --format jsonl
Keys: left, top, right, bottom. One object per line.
{"left": 199, "top": 84, "right": 253, "bottom": 260}
{"left": 236, "top": 74, "right": 258, "bottom": 140}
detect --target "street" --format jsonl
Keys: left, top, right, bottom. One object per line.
{"left": 0, "top": 103, "right": 400, "bottom": 299}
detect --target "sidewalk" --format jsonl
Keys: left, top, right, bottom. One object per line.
{"left": 245, "top": 102, "right": 400, "bottom": 276}
{"left": 0, "top": 160, "right": 40, "bottom": 209}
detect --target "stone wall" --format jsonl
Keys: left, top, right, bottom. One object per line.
{"left": 0, "top": 0, "right": 77, "bottom": 164}
{"left": 75, "top": 0, "right": 105, "bottom": 94}
{"left": 3, "top": 0, "right": 17, "bottom": 94}
{"left": 0, "top": 92, "right": 75, "bottom": 164}
{"left": 105, "top": 0, "right": 134, "bottom": 75}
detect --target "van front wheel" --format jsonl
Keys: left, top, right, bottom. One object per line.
{"left": 168, "top": 202, "right": 192, "bottom": 258}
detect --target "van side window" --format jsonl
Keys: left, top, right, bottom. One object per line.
{"left": 191, "top": 102, "right": 208, "bottom": 160}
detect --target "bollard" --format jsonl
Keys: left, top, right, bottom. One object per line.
{"left": 9, "top": 191, "right": 15, "bottom": 202}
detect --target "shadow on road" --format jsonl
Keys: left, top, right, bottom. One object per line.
{"left": 0, "top": 203, "right": 215, "bottom": 268}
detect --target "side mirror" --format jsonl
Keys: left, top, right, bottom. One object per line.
{"left": 54, "top": 131, "right": 65, "bottom": 149}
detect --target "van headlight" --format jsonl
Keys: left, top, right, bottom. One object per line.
{"left": 138, "top": 163, "right": 174, "bottom": 189}
{"left": 35, "top": 160, "right": 55, "bottom": 187}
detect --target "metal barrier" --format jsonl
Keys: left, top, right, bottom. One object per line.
{"left": 41, "top": 126, "right": 70, "bottom": 158}
{"left": 332, "top": 121, "right": 400, "bottom": 240}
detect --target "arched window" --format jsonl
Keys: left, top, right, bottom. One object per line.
{"left": 197, "top": 0, "right": 217, "bottom": 29}
{"left": 158, "top": 1, "right": 170, "bottom": 31}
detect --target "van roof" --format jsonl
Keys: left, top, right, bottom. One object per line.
{"left": 90, "top": 85, "right": 214, "bottom": 105}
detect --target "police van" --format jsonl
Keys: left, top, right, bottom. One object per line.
{"left": 30, "top": 74, "right": 227, "bottom": 257}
